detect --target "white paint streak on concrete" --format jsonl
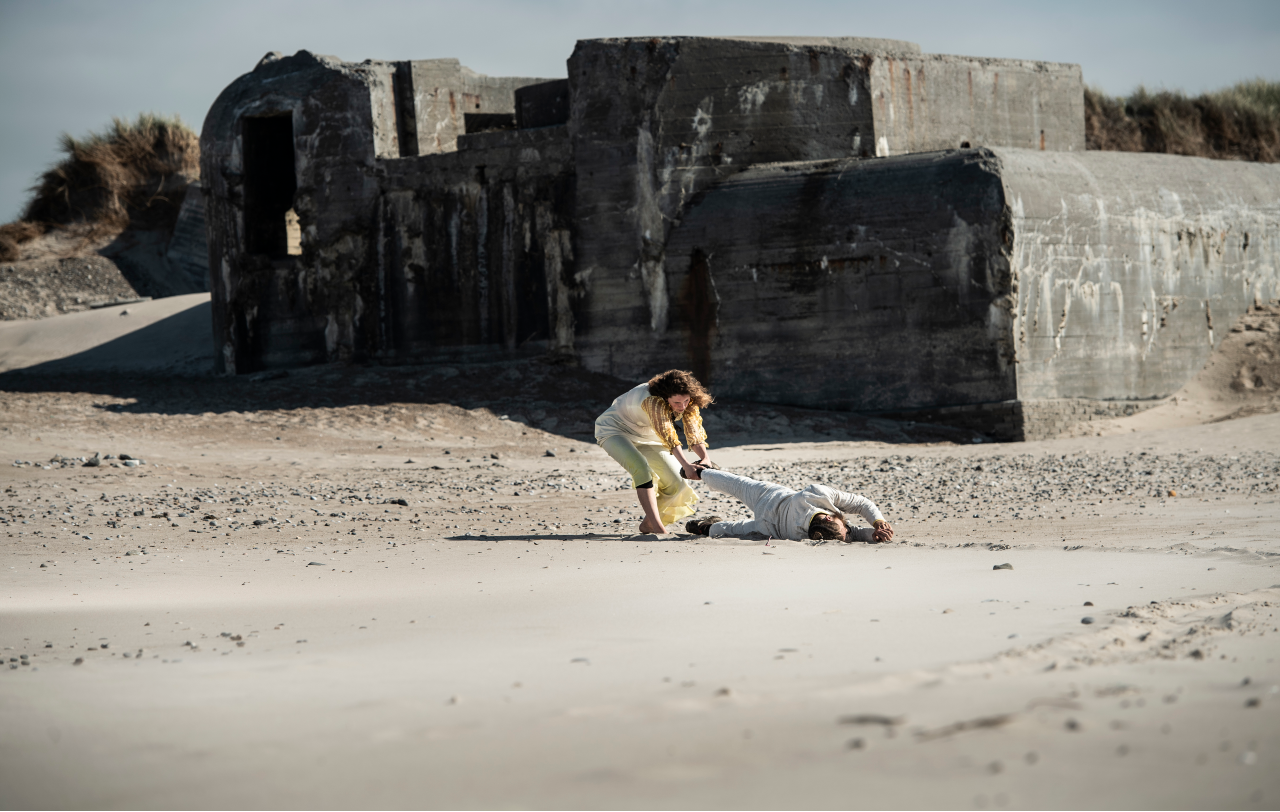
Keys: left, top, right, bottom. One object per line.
{"left": 634, "top": 122, "right": 669, "bottom": 333}
{"left": 737, "top": 81, "right": 771, "bottom": 114}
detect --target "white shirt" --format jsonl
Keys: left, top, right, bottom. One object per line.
{"left": 594, "top": 383, "right": 667, "bottom": 446}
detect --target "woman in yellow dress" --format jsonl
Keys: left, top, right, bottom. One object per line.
{"left": 595, "top": 369, "right": 715, "bottom": 534}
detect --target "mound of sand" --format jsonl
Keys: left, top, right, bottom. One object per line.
{"left": 1, "top": 114, "right": 208, "bottom": 319}
{"left": 0, "top": 292, "right": 211, "bottom": 376}
{"left": 1085, "top": 301, "right": 1280, "bottom": 435}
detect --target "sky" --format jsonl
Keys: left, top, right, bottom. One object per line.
{"left": 1, "top": 0, "right": 1278, "bottom": 222}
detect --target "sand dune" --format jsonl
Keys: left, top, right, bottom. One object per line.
{"left": 0, "top": 292, "right": 211, "bottom": 375}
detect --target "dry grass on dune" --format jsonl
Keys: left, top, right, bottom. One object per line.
{"left": 1085, "top": 79, "right": 1280, "bottom": 162}
{"left": 0, "top": 114, "right": 199, "bottom": 262}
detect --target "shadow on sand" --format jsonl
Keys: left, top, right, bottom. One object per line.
{"left": 2, "top": 328, "right": 982, "bottom": 447}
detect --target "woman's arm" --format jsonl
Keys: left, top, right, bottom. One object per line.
{"left": 682, "top": 406, "right": 711, "bottom": 465}
{"left": 671, "top": 445, "right": 701, "bottom": 479}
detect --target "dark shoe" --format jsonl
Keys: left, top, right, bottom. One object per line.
{"left": 684, "top": 516, "right": 722, "bottom": 536}
{"left": 680, "top": 460, "right": 719, "bottom": 480}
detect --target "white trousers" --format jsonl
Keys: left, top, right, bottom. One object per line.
{"left": 700, "top": 469, "right": 793, "bottom": 538}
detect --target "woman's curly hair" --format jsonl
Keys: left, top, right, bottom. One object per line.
{"left": 646, "top": 369, "right": 714, "bottom": 409}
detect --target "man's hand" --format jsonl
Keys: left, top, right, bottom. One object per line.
{"left": 872, "top": 519, "right": 894, "bottom": 543}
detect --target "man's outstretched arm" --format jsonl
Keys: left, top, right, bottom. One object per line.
{"left": 831, "top": 489, "right": 894, "bottom": 542}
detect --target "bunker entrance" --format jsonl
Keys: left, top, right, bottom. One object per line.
{"left": 242, "top": 115, "right": 300, "bottom": 258}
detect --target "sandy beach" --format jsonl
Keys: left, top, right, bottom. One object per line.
{"left": 2, "top": 298, "right": 1279, "bottom": 809}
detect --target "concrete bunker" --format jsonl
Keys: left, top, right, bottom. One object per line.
{"left": 201, "top": 37, "right": 1280, "bottom": 439}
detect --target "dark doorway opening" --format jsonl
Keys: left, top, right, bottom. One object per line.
{"left": 242, "top": 115, "right": 298, "bottom": 258}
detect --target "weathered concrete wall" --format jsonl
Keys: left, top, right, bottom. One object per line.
{"left": 164, "top": 182, "right": 210, "bottom": 291}
{"left": 998, "top": 147, "right": 1280, "bottom": 401}
{"left": 202, "top": 51, "right": 566, "bottom": 374}
{"left": 566, "top": 36, "right": 1083, "bottom": 362}
{"left": 868, "top": 54, "right": 1084, "bottom": 156}
{"left": 374, "top": 126, "right": 574, "bottom": 363}
{"left": 569, "top": 36, "right": 891, "bottom": 348}
{"left": 573, "top": 145, "right": 1280, "bottom": 433}
{"left": 202, "top": 51, "right": 390, "bottom": 374}
{"left": 399, "top": 59, "right": 556, "bottom": 156}
{"left": 578, "top": 149, "right": 1015, "bottom": 411}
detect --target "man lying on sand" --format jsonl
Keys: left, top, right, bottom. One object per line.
{"left": 683, "top": 467, "right": 894, "bottom": 543}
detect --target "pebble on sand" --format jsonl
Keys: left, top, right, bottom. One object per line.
{"left": 993, "top": 563, "right": 1013, "bottom": 570}
{"left": 1081, "top": 617, "right": 1095, "bottom": 624}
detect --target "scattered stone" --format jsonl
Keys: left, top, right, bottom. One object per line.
{"left": 993, "top": 563, "right": 1013, "bottom": 570}
{"left": 1084, "top": 601, "right": 1094, "bottom": 606}
{"left": 1081, "top": 617, "right": 1095, "bottom": 624}
{"left": 917, "top": 713, "right": 1014, "bottom": 741}
{"left": 385, "top": 498, "right": 409, "bottom": 507}
{"left": 73, "top": 658, "right": 83, "bottom": 665}
{"left": 82, "top": 453, "right": 100, "bottom": 468}
{"left": 839, "top": 714, "right": 904, "bottom": 726}
{"left": 544, "top": 450, "right": 556, "bottom": 457}
{"left": 847, "top": 738, "right": 865, "bottom": 750}
{"left": 307, "top": 561, "right": 324, "bottom": 566}
{"left": 1246, "top": 697, "right": 1261, "bottom": 707}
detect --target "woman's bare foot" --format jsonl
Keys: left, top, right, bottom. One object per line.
{"left": 638, "top": 517, "right": 667, "bottom": 535}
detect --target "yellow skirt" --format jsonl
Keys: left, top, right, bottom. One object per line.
{"left": 598, "top": 435, "right": 699, "bottom": 525}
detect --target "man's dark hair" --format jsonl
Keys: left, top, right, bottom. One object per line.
{"left": 808, "top": 513, "right": 845, "bottom": 541}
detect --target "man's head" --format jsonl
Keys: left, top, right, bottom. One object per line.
{"left": 808, "top": 512, "right": 848, "bottom": 542}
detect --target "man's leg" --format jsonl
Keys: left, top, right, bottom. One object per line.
{"left": 707, "top": 517, "right": 770, "bottom": 538}
{"left": 699, "top": 469, "right": 794, "bottom": 537}
{"left": 700, "top": 469, "right": 793, "bottom": 514}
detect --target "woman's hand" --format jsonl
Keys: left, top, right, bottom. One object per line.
{"left": 689, "top": 443, "right": 710, "bottom": 467}
{"left": 872, "top": 520, "right": 894, "bottom": 543}
{"left": 673, "top": 447, "right": 701, "bottom": 480}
